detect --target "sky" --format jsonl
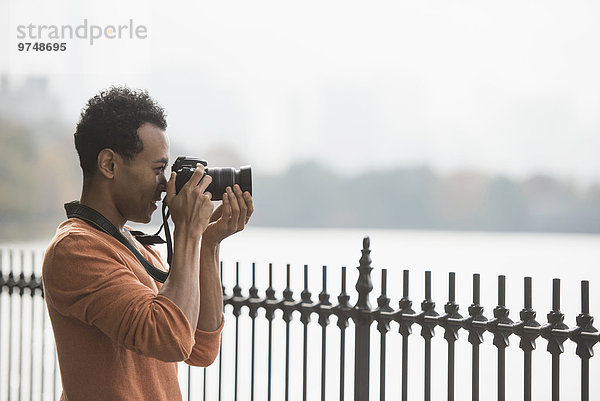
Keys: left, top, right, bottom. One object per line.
{"left": 2, "top": 0, "right": 600, "bottom": 183}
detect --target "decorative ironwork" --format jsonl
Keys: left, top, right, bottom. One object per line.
{"left": 1, "top": 239, "right": 600, "bottom": 401}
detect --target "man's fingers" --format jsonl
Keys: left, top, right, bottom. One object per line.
{"left": 233, "top": 185, "right": 247, "bottom": 227}
{"left": 244, "top": 192, "right": 254, "bottom": 220}
{"left": 165, "top": 172, "right": 176, "bottom": 205}
{"left": 182, "top": 163, "right": 206, "bottom": 191}
{"left": 178, "top": 164, "right": 214, "bottom": 196}
{"left": 226, "top": 186, "right": 240, "bottom": 222}
{"left": 196, "top": 173, "right": 213, "bottom": 194}
{"left": 222, "top": 192, "right": 232, "bottom": 219}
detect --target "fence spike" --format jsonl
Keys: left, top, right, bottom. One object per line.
{"left": 336, "top": 266, "right": 351, "bottom": 330}
{"left": 542, "top": 279, "right": 568, "bottom": 355}
{"left": 568, "top": 281, "right": 599, "bottom": 401}
{"left": 582, "top": 280, "right": 589, "bottom": 315}
{"left": 283, "top": 264, "right": 294, "bottom": 302}
{"left": 466, "top": 273, "right": 486, "bottom": 346}
{"left": 552, "top": 278, "right": 560, "bottom": 312}
{"left": 516, "top": 277, "right": 540, "bottom": 352}
{"left": 318, "top": 266, "right": 332, "bottom": 327}
{"left": 441, "top": 272, "right": 462, "bottom": 342}
{"left": 439, "top": 272, "right": 462, "bottom": 401}
{"left": 398, "top": 269, "right": 415, "bottom": 336}
{"left": 376, "top": 269, "right": 393, "bottom": 334}
{"left": 301, "top": 264, "right": 312, "bottom": 302}
{"left": 473, "top": 273, "right": 480, "bottom": 305}
{"left": 568, "top": 281, "right": 598, "bottom": 360}
{"left": 264, "top": 263, "right": 276, "bottom": 322}
{"left": 490, "top": 275, "right": 513, "bottom": 349}
{"left": 248, "top": 263, "right": 259, "bottom": 319}
{"left": 282, "top": 264, "right": 295, "bottom": 323}
{"left": 418, "top": 271, "right": 438, "bottom": 401}
{"left": 449, "top": 271, "right": 455, "bottom": 303}
{"left": 300, "top": 264, "right": 312, "bottom": 325}
{"left": 231, "top": 262, "right": 243, "bottom": 318}
{"left": 539, "top": 279, "right": 569, "bottom": 401}
{"left": 338, "top": 266, "right": 349, "bottom": 308}
{"left": 266, "top": 263, "right": 275, "bottom": 300}
{"left": 249, "top": 262, "right": 258, "bottom": 297}
{"left": 419, "top": 271, "right": 438, "bottom": 340}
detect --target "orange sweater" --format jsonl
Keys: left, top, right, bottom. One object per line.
{"left": 42, "top": 218, "right": 223, "bottom": 401}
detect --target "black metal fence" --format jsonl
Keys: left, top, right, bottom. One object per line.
{"left": 1, "top": 238, "right": 599, "bottom": 401}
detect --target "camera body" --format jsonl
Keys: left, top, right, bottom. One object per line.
{"left": 171, "top": 156, "right": 252, "bottom": 201}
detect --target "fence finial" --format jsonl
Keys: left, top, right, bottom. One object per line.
{"left": 354, "top": 237, "right": 373, "bottom": 401}
{"left": 355, "top": 236, "right": 373, "bottom": 311}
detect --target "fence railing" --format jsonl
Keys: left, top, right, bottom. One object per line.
{"left": 1, "top": 238, "right": 599, "bottom": 401}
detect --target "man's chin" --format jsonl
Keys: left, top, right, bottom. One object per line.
{"left": 127, "top": 204, "right": 159, "bottom": 225}
{"left": 128, "top": 214, "right": 152, "bottom": 225}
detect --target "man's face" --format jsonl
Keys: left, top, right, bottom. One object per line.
{"left": 113, "top": 123, "right": 169, "bottom": 224}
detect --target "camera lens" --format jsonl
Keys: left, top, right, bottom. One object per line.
{"left": 238, "top": 166, "right": 252, "bottom": 195}
{"left": 206, "top": 166, "right": 253, "bottom": 201}
{"left": 172, "top": 157, "right": 252, "bottom": 200}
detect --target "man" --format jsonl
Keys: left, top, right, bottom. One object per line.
{"left": 42, "top": 86, "right": 253, "bottom": 400}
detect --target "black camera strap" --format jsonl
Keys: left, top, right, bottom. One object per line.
{"left": 64, "top": 201, "right": 169, "bottom": 283}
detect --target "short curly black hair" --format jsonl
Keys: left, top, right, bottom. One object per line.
{"left": 74, "top": 86, "right": 167, "bottom": 175}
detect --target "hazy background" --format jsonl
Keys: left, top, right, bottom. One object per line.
{"left": 1, "top": 0, "right": 600, "bottom": 239}
{"left": 2, "top": 3, "right": 600, "bottom": 400}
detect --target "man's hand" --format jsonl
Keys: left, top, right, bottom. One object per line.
{"left": 159, "top": 164, "right": 214, "bottom": 331}
{"left": 165, "top": 164, "right": 214, "bottom": 240}
{"left": 202, "top": 184, "right": 254, "bottom": 245}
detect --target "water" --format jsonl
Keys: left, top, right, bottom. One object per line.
{"left": 2, "top": 227, "right": 600, "bottom": 400}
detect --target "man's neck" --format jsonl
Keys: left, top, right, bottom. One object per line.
{"left": 80, "top": 184, "right": 127, "bottom": 231}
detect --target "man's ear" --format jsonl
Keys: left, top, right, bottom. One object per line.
{"left": 97, "top": 148, "right": 117, "bottom": 179}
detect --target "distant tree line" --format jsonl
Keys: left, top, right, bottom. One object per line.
{"left": 2, "top": 114, "right": 600, "bottom": 240}
{"left": 2, "top": 119, "right": 600, "bottom": 241}
{"left": 252, "top": 161, "right": 600, "bottom": 233}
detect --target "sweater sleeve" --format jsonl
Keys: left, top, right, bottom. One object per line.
{"left": 43, "top": 232, "right": 195, "bottom": 362}
{"left": 185, "top": 315, "right": 225, "bottom": 367}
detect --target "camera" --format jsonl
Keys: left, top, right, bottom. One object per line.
{"left": 171, "top": 156, "right": 252, "bottom": 201}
